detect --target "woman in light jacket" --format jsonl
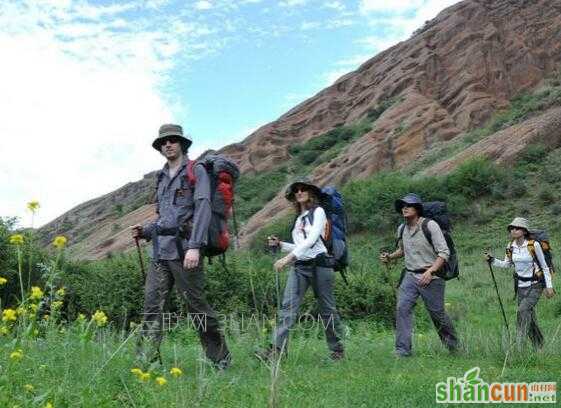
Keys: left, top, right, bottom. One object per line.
{"left": 485, "top": 217, "right": 555, "bottom": 349}
{"left": 257, "top": 177, "right": 345, "bottom": 361}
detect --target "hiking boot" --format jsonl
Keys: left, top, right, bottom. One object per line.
{"left": 329, "top": 350, "right": 345, "bottom": 361}
{"left": 254, "top": 345, "right": 283, "bottom": 362}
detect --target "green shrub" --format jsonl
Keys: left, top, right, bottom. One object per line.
{"left": 445, "top": 157, "right": 504, "bottom": 199}
{"left": 236, "top": 167, "right": 289, "bottom": 222}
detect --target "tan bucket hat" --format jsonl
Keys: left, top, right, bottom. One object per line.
{"left": 507, "top": 217, "right": 530, "bottom": 232}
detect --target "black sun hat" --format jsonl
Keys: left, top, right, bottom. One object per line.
{"left": 284, "top": 177, "right": 323, "bottom": 201}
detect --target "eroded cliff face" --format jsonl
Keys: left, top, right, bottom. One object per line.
{"left": 38, "top": 0, "right": 561, "bottom": 258}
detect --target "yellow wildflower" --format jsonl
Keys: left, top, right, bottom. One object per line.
{"left": 17, "top": 307, "right": 27, "bottom": 317}
{"left": 10, "top": 349, "right": 23, "bottom": 361}
{"left": 0, "top": 276, "right": 7, "bottom": 285}
{"left": 130, "top": 368, "right": 143, "bottom": 376}
{"left": 2, "top": 308, "right": 17, "bottom": 322}
{"left": 55, "top": 287, "right": 65, "bottom": 297}
{"left": 155, "top": 376, "right": 167, "bottom": 386}
{"left": 0, "top": 326, "right": 9, "bottom": 335}
{"left": 9, "top": 234, "right": 24, "bottom": 245}
{"left": 92, "top": 310, "right": 108, "bottom": 327}
{"left": 30, "top": 286, "right": 44, "bottom": 301}
{"left": 52, "top": 301, "right": 63, "bottom": 310}
{"left": 27, "top": 200, "right": 40, "bottom": 213}
{"left": 139, "top": 372, "right": 151, "bottom": 382}
{"left": 33, "top": 329, "right": 39, "bottom": 336}
{"left": 24, "top": 384, "right": 34, "bottom": 392}
{"left": 445, "top": 302, "right": 451, "bottom": 307}
{"left": 43, "top": 314, "right": 50, "bottom": 321}
{"left": 52, "top": 235, "right": 67, "bottom": 250}
{"left": 170, "top": 367, "right": 183, "bottom": 378}
{"left": 39, "top": 364, "right": 47, "bottom": 370}
{"left": 45, "top": 403, "right": 53, "bottom": 408}
{"left": 29, "top": 303, "right": 38, "bottom": 314}
{"left": 77, "top": 313, "right": 86, "bottom": 322}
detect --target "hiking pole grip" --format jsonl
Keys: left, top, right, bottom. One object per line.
{"left": 135, "top": 237, "right": 146, "bottom": 283}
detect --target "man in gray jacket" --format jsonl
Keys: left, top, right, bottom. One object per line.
{"left": 132, "top": 124, "right": 230, "bottom": 369}
{"left": 380, "top": 193, "right": 458, "bottom": 357}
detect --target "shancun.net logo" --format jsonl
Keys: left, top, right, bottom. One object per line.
{"left": 435, "top": 367, "right": 556, "bottom": 404}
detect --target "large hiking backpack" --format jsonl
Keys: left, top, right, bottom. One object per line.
{"left": 186, "top": 155, "right": 240, "bottom": 257}
{"left": 299, "top": 187, "right": 350, "bottom": 281}
{"left": 398, "top": 201, "right": 459, "bottom": 280}
{"left": 506, "top": 229, "right": 555, "bottom": 290}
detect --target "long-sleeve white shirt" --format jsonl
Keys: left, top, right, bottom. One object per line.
{"left": 280, "top": 206, "right": 328, "bottom": 261}
{"left": 492, "top": 239, "right": 553, "bottom": 289}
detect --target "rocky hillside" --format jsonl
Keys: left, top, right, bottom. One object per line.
{"left": 38, "top": 0, "right": 561, "bottom": 259}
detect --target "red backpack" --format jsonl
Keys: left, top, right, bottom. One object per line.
{"left": 186, "top": 155, "right": 240, "bottom": 257}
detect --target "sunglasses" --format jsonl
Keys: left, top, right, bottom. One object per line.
{"left": 294, "top": 186, "right": 309, "bottom": 193}
{"left": 160, "top": 136, "right": 181, "bottom": 146}
{"left": 508, "top": 226, "right": 524, "bottom": 231}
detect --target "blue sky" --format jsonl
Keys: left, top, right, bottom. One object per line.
{"left": 0, "top": 0, "right": 460, "bottom": 228}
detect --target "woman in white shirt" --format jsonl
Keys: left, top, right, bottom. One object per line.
{"left": 256, "top": 177, "right": 345, "bottom": 361}
{"left": 485, "top": 217, "right": 555, "bottom": 349}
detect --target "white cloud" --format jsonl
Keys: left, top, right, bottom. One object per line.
{"left": 194, "top": 1, "right": 213, "bottom": 10}
{"left": 301, "top": 21, "right": 321, "bottom": 30}
{"left": 359, "top": 0, "right": 424, "bottom": 14}
{"left": 324, "top": 1, "right": 345, "bottom": 11}
{"left": 0, "top": 1, "right": 219, "bottom": 228}
{"left": 279, "top": 0, "right": 307, "bottom": 7}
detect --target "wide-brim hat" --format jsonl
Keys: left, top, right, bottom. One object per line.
{"left": 152, "top": 123, "right": 192, "bottom": 153}
{"left": 285, "top": 177, "right": 323, "bottom": 201}
{"left": 395, "top": 193, "right": 424, "bottom": 215}
{"left": 507, "top": 217, "right": 530, "bottom": 232}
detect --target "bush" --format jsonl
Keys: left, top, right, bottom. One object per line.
{"left": 63, "top": 254, "right": 145, "bottom": 325}
{"left": 236, "top": 167, "right": 289, "bottom": 222}
{"left": 445, "top": 157, "right": 504, "bottom": 199}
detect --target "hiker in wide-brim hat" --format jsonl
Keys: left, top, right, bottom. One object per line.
{"left": 506, "top": 217, "right": 530, "bottom": 233}
{"left": 152, "top": 123, "right": 192, "bottom": 153}
{"left": 131, "top": 123, "right": 230, "bottom": 370}
{"left": 485, "top": 217, "right": 555, "bottom": 349}
{"left": 394, "top": 193, "right": 424, "bottom": 216}
{"left": 381, "top": 192, "right": 458, "bottom": 357}
{"left": 284, "top": 177, "right": 323, "bottom": 202}
{"left": 256, "top": 176, "right": 345, "bottom": 362}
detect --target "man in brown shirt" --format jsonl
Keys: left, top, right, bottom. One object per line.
{"left": 381, "top": 193, "right": 458, "bottom": 357}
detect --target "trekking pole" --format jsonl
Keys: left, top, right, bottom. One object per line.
{"left": 486, "top": 258, "right": 511, "bottom": 343}
{"left": 135, "top": 237, "right": 146, "bottom": 283}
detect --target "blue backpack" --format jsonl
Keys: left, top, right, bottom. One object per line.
{"left": 300, "top": 187, "right": 350, "bottom": 282}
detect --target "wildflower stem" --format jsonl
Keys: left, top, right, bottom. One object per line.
{"left": 17, "top": 247, "right": 25, "bottom": 302}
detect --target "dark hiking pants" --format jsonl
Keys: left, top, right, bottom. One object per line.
{"left": 272, "top": 263, "right": 344, "bottom": 353}
{"left": 516, "top": 283, "right": 544, "bottom": 349}
{"left": 139, "top": 260, "right": 229, "bottom": 363}
{"left": 395, "top": 272, "right": 458, "bottom": 356}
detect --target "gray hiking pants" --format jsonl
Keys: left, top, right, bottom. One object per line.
{"left": 140, "top": 260, "right": 229, "bottom": 363}
{"left": 395, "top": 272, "right": 458, "bottom": 356}
{"left": 516, "top": 283, "right": 544, "bottom": 349}
{"left": 273, "top": 263, "right": 344, "bottom": 353}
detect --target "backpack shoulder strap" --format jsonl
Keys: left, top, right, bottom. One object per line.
{"left": 396, "top": 223, "right": 405, "bottom": 249}
{"left": 421, "top": 218, "right": 434, "bottom": 250}
{"left": 505, "top": 241, "right": 514, "bottom": 263}
{"left": 527, "top": 239, "right": 536, "bottom": 258}
{"left": 186, "top": 160, "right": 197, "bottom": 187}
{"left": 153, "top": 170, "right": 165, "bottom": 214}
